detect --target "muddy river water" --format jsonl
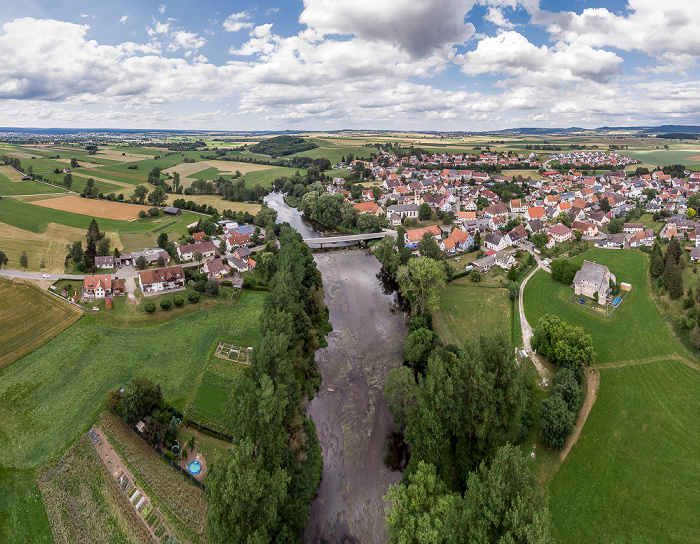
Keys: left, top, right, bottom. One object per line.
{"left": 265, "top": 193, "right": 406, "bottom": 543}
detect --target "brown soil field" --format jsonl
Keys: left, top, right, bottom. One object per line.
{"left": 0, "top": 278, "right": 83, "bottom": 369}
{"left": 685, "top": 155, "right": 700, "bottom": 161}
{"left": 0, "top": 221, "right": 122, "bottom": 273}
{"left": 203, "top": 160, "right": 272, "bottom": 174}
{"left": 162, "top": 162, "right": 210, "bottom": 178}
{"left": 69, "top": 171, "right": 134, "bottom": 189}
{"left": 29, "top": 195, "right": 151, "bottom": 220}
{"left": 54, "top": 158, "right": 104, "bottom": 169}
{"left": 0, "top": 164, "right": 26, "bottom": 182}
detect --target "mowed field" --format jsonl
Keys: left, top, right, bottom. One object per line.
{"left": 0, "top": 278, "right": 83, "bottom": 369}
{"left": 549, "top": 359, "right": 700, "bottom": 543}
{"left": 433, "top": 278, "right": 512, "bottom": 346}
{"left": 523, "top": 249, "right": 680, "bottom": 365}
{"left": 0, "top": 221, "right": 121, "bottom": 273}
{"left": 28, "top": 195, "right": 152, "bottom": 220}
{"left": 0, "top": 167, "right": 65, "bottom": 196}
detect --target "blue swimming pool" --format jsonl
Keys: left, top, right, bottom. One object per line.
{"left": 611, "top": 297, "right": 622, "bottom": 307}
{"left": 188, "top": 460, "right": 201, "bottom": 475}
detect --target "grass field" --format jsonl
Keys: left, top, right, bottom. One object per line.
{"left": 37, "top": 435, "right": 153, "bottom": 544}
{"left": 239, "top": 165, "right": 308, "bottom": 188}
{"left": 0, "top": 469, "right": 53, "bottom": 543}
{"left": 0, "top": 166, "right": 65, "bottom": 196}
{"left": 625, "top": 148, "right": 700, "bottom": 167}
{"left": 523, "top": 249, "right": 681, "bottom": 365}
{"left": 0, "top": 278, "right": 83, "bottom": 369}
{"left": 549, "top": 359, "right": 700, "bottom": 543}
{"left": 0, "top": 294, "right": 264, "bottom": 470}
{"left": 433, "top": 277, "right": 512, "bottom": 346}
{"left": 0, "top": 220, "right": 122, "bottom": 273}
{"left": 291, "top": 137, "right": 377, "bottom": 164}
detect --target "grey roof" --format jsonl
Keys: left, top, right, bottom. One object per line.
{"left": 387, "top": 204, "right": 419, "bottom": 212}
{"left": 573, "top": 260, "right": 609, "bottom": 287}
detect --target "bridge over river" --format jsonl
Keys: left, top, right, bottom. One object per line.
{"left": 304, "top": 230, "right": 397, "bottom": 248}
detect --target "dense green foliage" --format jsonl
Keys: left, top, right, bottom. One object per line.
{"left": 550, "top": 258, "right": 581, "bottom": 286}
{"left": 249, "top": 136, "right": 318, "bottom": 157}
{"left": 206, "top": 226, "right": 327, "bottom": 543}
{"left": 397, "top": 257, "right": 447, "bottom": 315}
{"left": 531, "top": 314, "right": 595, "bottom": 372}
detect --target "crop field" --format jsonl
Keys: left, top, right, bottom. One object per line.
{"left": 549, "top": 359, "right": 700, "bottom": 543}
{"left": 240, "top": 165, "right": 307, "bottom": 188}
{"left": 624, "top": 148, "right": 700, "bottom": 167}
{"left": 37, "top": 435, "right": 153, "bottom": 544}
{"left": 100, "top": 413, "right": 207, "bottom": 543}
{"left": 433, "top": 278, "right": 512, "bottom": 346}
{"left": 292, "top": 137, "right": 377, "bottom": 164}
{"left": 0, "top": 197, "right": 197, "bottom": 238}
{"left": 523, "top": 249, "right": 680, "bottom": 365}
{"left": 0, "top": 294, "right": 264, "bottom": 470}
{"left": 0, "top": 169, "right": 64, "bottom": 197}
{"left": 163, "top": 193, "right": 261, "bottom": 215}
{"left": 29, "top": 195, "right": 152, "bottom": 220}
{"left": 0, "top": 278, "right": 83, "bottom": 369}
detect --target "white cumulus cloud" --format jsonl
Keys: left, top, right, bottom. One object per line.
{"left": 223, "top": 12, "right": 253, "bottom": 32}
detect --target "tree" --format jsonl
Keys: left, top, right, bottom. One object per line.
{"left": 133, "top": 185, "right": 149, "bottom": 204}
{"left": 539, "top": 394, "right": 575, "bottom": 450}
{"left": 384, "top": 366, "right": 417, "bottom": 431}
{"left": 551, "top": 258, "right": 581, "bottom": 285}
{"left": 450, "top": 444, "right": 554, "bottom": 543}
{"left": 403, "top": 327, "right": 438, "bottom": 372}
{"left": 63, "top": 173, "right": 73, "bottom": 189}
{"left": 97, "top": 236, "right": 110, "bottom": 257}
{"left": 650, "top": 242, "right": 665, "bottom": 277}
{"left": 0, "top": 250, "right": 7, "bottom": 269}
{"left": 206, "top": 437, "right": 290, "bottom": 544}
{"left": 599, "top": 197, "right": 611, "bottom": 213}
{"left": 385, "top": 461, "right": 457, "bottom": 544}
{"left": 147, "top": 185, "right": 167, "bottom": 206}
{"left": 405, "top": 333, "right": 526, "bottom": 489}
{"left": 188, "top": 290, "right": 200, "bottom": 303}
{"left": 607, "top": 218, "right": 623, "bottom": 234}
{"left": 193, "top": 251, "right": 203, "bottom": 269}
{"left": 397, "top": 257, "right": 447, "bottom": 315}
{"left": 160, "top": 298, "right": 172, "bottom": 310}
{"left": 117, "top": 377, "right": 163, "bottom": 426}
{"left": 508, "top": 281, "right": 519, "bottom": 300}
{"left": 557, "top": 212, "right": 572, "bottom": 228}
{"left": 507, "top": 266, "right": 518, "bottom": 281}
{"left": 531, "top": 231, "right": 548, "bottom": 249}
{"left": 85, "top": 218, "right": 102, "bottom": 268}
{"left": 70, "top": 240, "right": 83, "bottom": 263}
{"left": 136, "top": 255, "right": 147, "bottom": 270}
{"left": 470, "top": 268, "right": 481, "bottom": 282}
{"left": 473, "top": 230, "right": 480, "bottom": 249}
{"left": 145, "top": 301, "right": 156, "bottom": 313}
{"left": 666, "top": 237, "right": 682, "bottom": 267}
{"left": 70, "top": 157, "right": 78, "bottom": 168}
{"left": 419, "top": 202, "right": 432, "bottom": 220}
{"left": 205, "top": 280, "right": 220, "bottom": 296}
{"left": 552, "top": 367, "right": 584, "bottom": 415}
{"left": 664, "top": 259, "right": 684, "bottom": 299}
{"left": 417, "top": 231, "right": 442, "bottom": 260}
{"left": 174, "top": 294, "right": 184, "bottom": 306}
{"left": 157, "top": 232, "right": 168, "bottom": 249}
{"left": 157, "top": 255, "right": 165, "bottom": 267}
{"left": 19, "top": 250, "right": 28, "bottom": 269}
{"left": 574, "top": 229, "right": 583, "bottom": 242}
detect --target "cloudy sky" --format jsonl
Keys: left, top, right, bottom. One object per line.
{"left": 0, "top": 0, "right": 698, "bottom": 131}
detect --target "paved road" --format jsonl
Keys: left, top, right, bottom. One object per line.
{"left": 518, "top": 249, "right": 550, "bottom": 379}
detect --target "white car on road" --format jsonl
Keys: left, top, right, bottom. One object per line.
{"left": 42, "top": 274, "right": 50, "bottom": 278}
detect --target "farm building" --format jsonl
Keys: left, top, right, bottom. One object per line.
{"left": 163, "top": 206, "right": 181, "bottom": 215}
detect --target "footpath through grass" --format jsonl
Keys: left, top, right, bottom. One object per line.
{"left": 549, "top": 359, "right": 700, "bottom": 543}
{"left": 523, "top": 249, "right": 680, "bottom": 365}
{"left": 0, "top": 293, "right": 264, "bottom": 470}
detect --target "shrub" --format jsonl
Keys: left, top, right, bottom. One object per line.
{"left": 173, "top": 295, "right": 184, "bottom": 306}
{"left": 205, "top": 280, "right": 219, "bottom": 296}
{"left": 148, "top": 207, "right": 160, "bottom": 217}
{"left": 138, "top": 210, "right": 147, "bottom": 218}
{"left": 188, "top": 290, "right": 200, "bottom": 303}
{"left": 470, "top": 268, "right": 481, "bottom": 282}
{"left": 160, "top": 299, "right": 172, "bottom": 310}
{"left": 551, "top": 258, "right": 581, "bottom": 285}
{"left": 76, "top": 261, "right": 87, "bottom": 272}
{"left": 552, "top": 367, "right": 584, "bottom": 414}
{"left": 683, "top": 297, "right": 695, "bottom": 309}
{"left": 539, "top": 394, "right": 575, "bottom": 450}
{"left": 144, "top": 301, "right": 156, "bottom": 313}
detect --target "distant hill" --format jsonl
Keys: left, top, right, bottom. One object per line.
{"left": 248, "top": 135, "right": 318, "bottom": 157}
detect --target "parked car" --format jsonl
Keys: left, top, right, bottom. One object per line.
{"left": 42, "top": 274, "right": 50, "bottom": 278}
{"left": 465, "top": 265, "right": 473, "bottom": 272}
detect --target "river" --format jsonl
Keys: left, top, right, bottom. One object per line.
{"left": 264, "top": 193, "right": 406, "bottom": 543}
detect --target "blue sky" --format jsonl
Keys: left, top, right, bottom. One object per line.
{"left": 0, "top": 0, "right": 698, "bottom": 131}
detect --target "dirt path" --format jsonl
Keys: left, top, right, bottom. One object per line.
{"left": 559, "top": 368, "right": 599, "bottom": 462}
{"left": 591, "top": 353, "right": 700, "bottom": 371}
{"left": 91, "top": 425, "right": 171, "bottom": 542}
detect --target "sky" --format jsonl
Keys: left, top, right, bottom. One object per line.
{"left": 0, "top": 0, "right": 699, "bottom": 131}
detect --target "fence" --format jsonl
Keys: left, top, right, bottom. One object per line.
{"left": 185, "top": 420, "right": 235, "bottom": 442}
{"left": 154, "top": 448, "right": 206, "bottom": 490}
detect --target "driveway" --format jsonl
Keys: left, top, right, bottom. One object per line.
{"left": 124, "top": 276, "right": 138, "bottom": 301}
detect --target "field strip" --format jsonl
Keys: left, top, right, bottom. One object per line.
{"left": 0, "top": 164, "right": 26, "bottom": 182}
{"left": 69, "top": 171, "right": 134, "bottom": 189}
{"left": 28, "top": 195, "right": 151, "bottom": 220}
{"left": 203, "top": 160, "right": 273, "bottom": 174}
{"left": 590, "top": 353, "right": 698, "bottom": 370}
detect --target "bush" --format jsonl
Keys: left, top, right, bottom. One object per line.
{"left": 173, "top": 295, "right": 184, "bottom": 306}
{"left": 160, "top": 299, "right": 172, "bottom": 310}
{"left": 148, "top": 207, "right": 160, "bottom": 217}
{"left": 76, "top": 261, "right": 87, "bottom": 272}
{"left": 551, "top": 258, "right": 581, "bottom": 285}
{"left": 683, "top": 297, "right": 695, "bottom": 309}
{"left": 205, "top": 280, "right": 219, "bottom": 296}
{"left": 552, "top": 367, "right": 584, "bottom": 414}
{"left": 470, "top": 268, "right": 481, "bottom": 282}
{"left": 193, "top": 279, "right": 206, "bottom": 292}
{"left": 138, "top": 210, "right": 147, "bottom": 218}
{"left": 220, "top": 280, "right": 232, "bottom": 287}
{"left": 145, "top": 301, "right": 156, "bottom": 313}
{"left": 188, "top": 290, "right": 200, "bottom": 303}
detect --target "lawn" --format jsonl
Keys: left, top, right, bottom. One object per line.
{"left": 177, "top": 426, "right": 231, "bottom": 469}
{"left": 0, "top": 169, "right": 65, "bottom": 196}
{"left": 523, "top": 249, "right": 680, "bottom": 365}
{"left": 0, "top": 469, "right": 53, "bottom": 543}
{"left": 240, "top": 165, "right": 308, "bottom": 188}
{"left": 549, "top": 359, "right": 700, "bottom": 543}
{"left": 0, "top": 293, "right": 264, "bottom": 470}
{"left": 0, "top": 278, "right": 83, "bottom": 369}
{"left": 37, "top": 435, "right": 153, "bottom": 544}
{"left": 433, "top": 278, "right": 512, "bottom": 346}
{"left": 638, "top": 213, "right": 665, "bottom": 235}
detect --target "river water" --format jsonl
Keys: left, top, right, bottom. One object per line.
{"left": 264, "top": 193, "right": 406, "bottom": 543}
